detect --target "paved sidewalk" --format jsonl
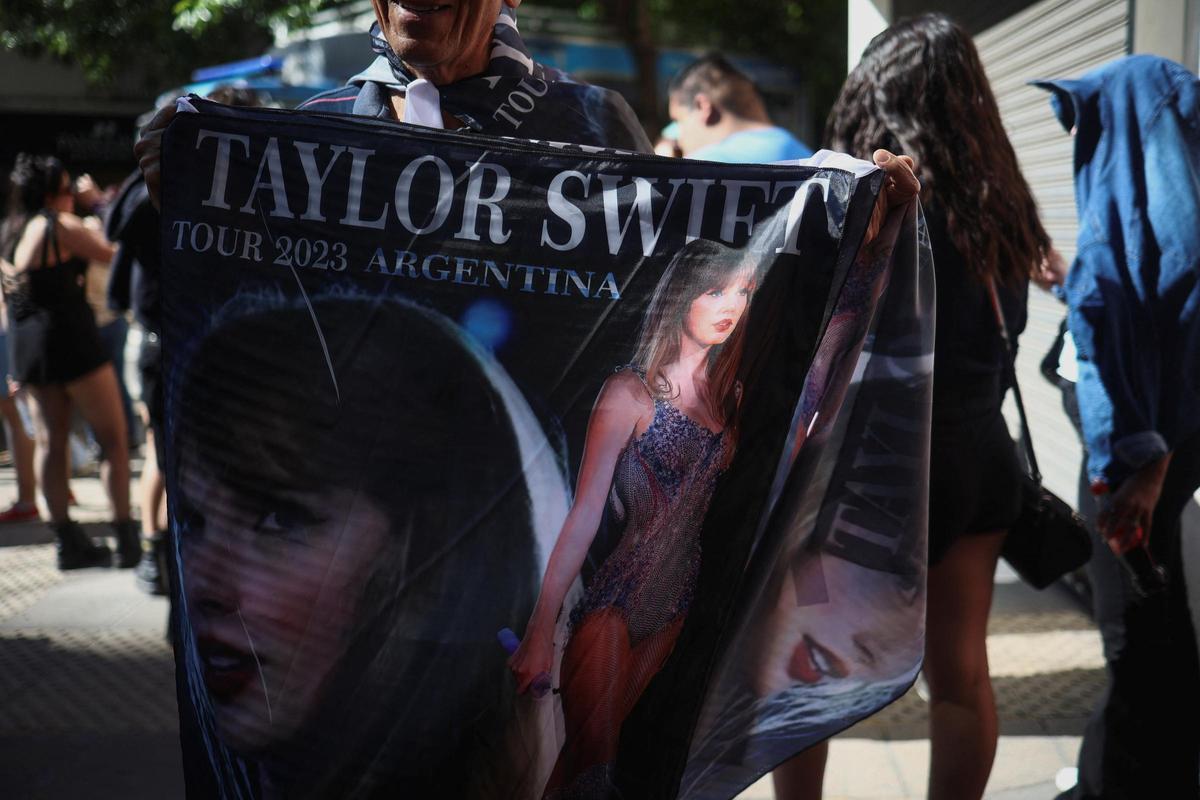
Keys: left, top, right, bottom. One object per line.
{"left": 735, "top": 561, "right": 1102, "bottom": 799}
{"left": 0, "top": 467, "right": 182, "bottom": 799}
{"left": 0, "top": 466, "right": 1102, "bottom": 799}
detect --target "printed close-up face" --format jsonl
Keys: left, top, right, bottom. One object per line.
{"left": 751, "top": 547, "right": 925, "bottom": 697}
{"left": 684, "top": 272, "right": 753, "bottom": 348}
{"left": 178, "top": 461, "right": 388, "bottom": 755}
{"left": 371, "top": 0, "right": 504, "bottom": 75}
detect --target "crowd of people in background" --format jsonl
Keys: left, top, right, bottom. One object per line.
{"left": 0, "top": 154, "right": 135, "bottom": 570}
{"left": 0, "top": 87, "right": 263, "bottom": 592}
{"left": 660, "top": 32, "right": 1200, "bottom": 800}
{"left": 1, "top": 2, "right": 1197, "bottom": 797}
{"left": 661, "top": 54, "right": 813, "bottom": 163}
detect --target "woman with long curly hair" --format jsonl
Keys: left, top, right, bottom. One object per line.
{"left": 773, "top": 15, "right": 1054, "bottom": 800}
{"left": 509, "top": 239, "right": 756, "bottom": 798}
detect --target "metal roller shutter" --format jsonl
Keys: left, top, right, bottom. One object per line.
{"left": 975, "top": 0, "right": 1130, "bottom": 506}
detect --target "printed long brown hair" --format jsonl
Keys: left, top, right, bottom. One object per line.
{"left": 825, "top": 13, "right": 1051, "bottom": 285}
{"left": 634, "top": 239, "right": 755, "bottom": 436}
{"left": 175, "top": 292, "right": 556, "bottom": 797}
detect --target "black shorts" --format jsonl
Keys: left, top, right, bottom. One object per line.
{"left": 928, "top": 387, "right": 1023, "bottom": 565}
{"left": 10, "top": 308, "right": 109, "bottom": 386}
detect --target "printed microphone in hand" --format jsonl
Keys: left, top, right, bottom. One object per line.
{"left": 498, "top": 627, "right": 552, "bottom": 698}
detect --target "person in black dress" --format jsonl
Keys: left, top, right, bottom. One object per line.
{"left": 773, "top": 15, "right": 1059, "bottom": 800}
{"left": 1, "top": 154, "right": 136, "bottom": 569}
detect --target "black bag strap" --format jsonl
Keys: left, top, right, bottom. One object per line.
{"left": 986, "top": 277, "right": 1042, "bottom": 485}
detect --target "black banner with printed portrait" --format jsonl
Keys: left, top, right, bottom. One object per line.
{"left": 159, "top": 98, "right": 931, "bottom": 799}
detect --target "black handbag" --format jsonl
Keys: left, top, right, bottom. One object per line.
{"left": 987, "top": 280, "right": 1092, "bottom": 590}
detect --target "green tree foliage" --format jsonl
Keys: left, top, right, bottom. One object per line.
{"left": 662, "top": 0, "right": 845, "bottom": 123}
{"left": 0, "top": 0, "right": 328, "bottom": 92}
{"left": 171, "top": 0, "right": 326, "bottom": 35}
{"left": 1, "top": 0, "right": 843, "bottom": 134}
{"left": 541, "top": 0, "right": 845, "bottom": 141}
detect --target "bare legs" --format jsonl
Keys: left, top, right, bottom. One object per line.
{"left": 0, "top": 391, "right": 37, "bottom": 509}
{"left": 67, "top": 365, "right": 129, "bottom": 521}
{"left": 27, "top": 385, "right": 70, "bottom": 522}
{"left": 771, "top": 530, "right": 1006, "bottom": 800}
{"left": 771, "top": 741, "right": 829, "bottom": 800}
{"left": 924, "top": 529, "right": 1006, "bottom": 800}
{"left": 140, "top": 425, "right": 166, "bottom": 536}
{"left": 545, "top": 610, "right": 683, "bottom": 795}
{"left": 26, "top": 364, "right": 129, "bottom": 524}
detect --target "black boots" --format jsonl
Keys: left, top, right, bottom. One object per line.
{"left": 53, "top": 520, "right": 142, "bottom": 570}
{"left": 113, "top": 519, "right": 141, "bottom": 569}
{"left": 53, "top": 520, "right": 111, "bottom": 570}
{"left": 52, "top": 519, "right": 164, "bottom": 579}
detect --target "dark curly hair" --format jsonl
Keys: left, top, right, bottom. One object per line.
{"left": 825, "top": 14, "right": 1050, "bottom": 285}
{"left": 2, "top": 153, "right": 67, "bottom": 256}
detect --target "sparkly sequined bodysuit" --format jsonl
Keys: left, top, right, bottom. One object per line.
{"left": 545, "top": 369, "right": 729, "bottom": 799}
{"left": 568, "top": 377, "right": 730, "bottom": 643}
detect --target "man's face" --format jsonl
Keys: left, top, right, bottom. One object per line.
{"left": 668, "top": 93, "right": 718, "bottom": 157}
{"left": 371, "top": 0, "right": 503, "bottom": 83}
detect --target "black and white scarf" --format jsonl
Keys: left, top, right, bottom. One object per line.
{"left": 365, "top": 7, "right": 650, "bottom": 151}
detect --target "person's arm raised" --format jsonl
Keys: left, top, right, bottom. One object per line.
{"left": 55, "top": 212, "right": 117, "bottom": 265}
{"left": 508, "top": 370, "right": 650, "bottom": 694}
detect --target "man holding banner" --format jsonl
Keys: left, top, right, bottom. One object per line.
{"left": 136, "top": 3, "right": 930, "bottom": 799}
{"left": 136, "top": 1, "right": 916, "bottom": 225}
{"left": 136, "top": 0, "right": 652, "bottom": 191}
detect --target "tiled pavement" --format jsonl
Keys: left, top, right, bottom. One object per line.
{"left": 735, "top": 561, "right": 1103, "bottom": 800}
{"left": 0, "top": 462, "right": 1103, "bottom": 799}
{"left": 0, "top": 473, "right": 182, "bottom": 799}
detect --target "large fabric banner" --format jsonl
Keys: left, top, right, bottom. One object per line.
{"left": 160, "top": 99, "right": 932, "bottom": 799}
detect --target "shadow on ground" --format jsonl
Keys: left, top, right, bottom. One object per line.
{"left": 0, "top": 732, "right": 185, "bottom": 799}
{"left": 0, "top": 520, "right": 129, "bottom": 549}
{"left": 0, "top": 630, "right": 182, "bottom": 798}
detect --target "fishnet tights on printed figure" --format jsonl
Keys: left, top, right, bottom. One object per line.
{"left": 543, "top": 375, "right": 729, "bottom": 798}
{"left": 543, "top": 609, "right": 684, "bottom": 798}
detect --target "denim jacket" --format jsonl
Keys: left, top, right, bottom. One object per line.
{"left": 1033, "top": 56, "right": 1200, "bottom": 487}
